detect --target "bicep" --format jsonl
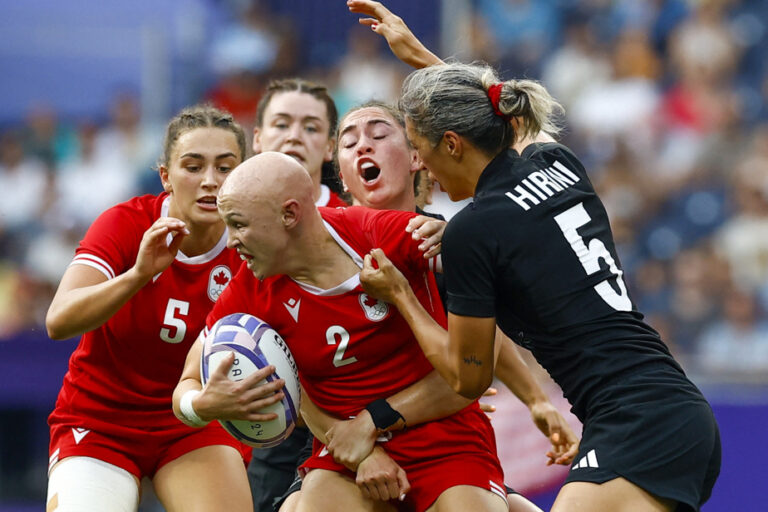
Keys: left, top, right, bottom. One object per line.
{"left": 447, "top": 313, "right": 497, "bottom": 398}
{"left": 48, "top": 264, "right": 110, "bottom": 311}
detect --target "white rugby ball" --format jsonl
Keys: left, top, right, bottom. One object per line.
{"left": 201, "top": 313, "right": 300, "bottom": 448}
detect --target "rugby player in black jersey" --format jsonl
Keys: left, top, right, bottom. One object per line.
{"left": 349, "top": 2, "right": 721, "bottom": 511}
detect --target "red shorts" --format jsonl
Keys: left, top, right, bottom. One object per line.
{"left": 301, "top": 403, "right": 507, "bottom": 511}
{"left": 49, "top": 419, "right": 252, "bottom": 479}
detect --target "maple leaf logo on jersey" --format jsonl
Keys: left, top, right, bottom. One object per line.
{"left": 208, "top": 265, "right": 232, "bottom": 302}
{"left": 359, "top": 293, "right": 389, "bottom": 322}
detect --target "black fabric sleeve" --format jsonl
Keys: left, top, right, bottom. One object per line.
{"left": 441, "top": 209, "right": 498, "bottom": 318}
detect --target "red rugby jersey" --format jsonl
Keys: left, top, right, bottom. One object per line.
{"left": 49, "top": 193, "right": 241, "bottom": 432}
{"left": 206, "top": 206, "right": 444, "bottom": 418}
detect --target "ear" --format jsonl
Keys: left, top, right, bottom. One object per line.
{"left": 323, "top": 136, "right": 335, "bottom": 163}
{"left": 252, "top": 127, "right": 262, "bottom": 154}
{"left": 158, "top": 165, "right": 172, "bottom": 193}
{"left": 282, "top": 199, "right": 301, "bottom": 230}
{"left": 409, "top": 148, "right": 422, "bottom": 175}
{"left": 442, "top": 131, "right": 463, "bottom": 161}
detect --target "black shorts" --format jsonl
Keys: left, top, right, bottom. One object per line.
{"left": 270, "top": 430, "right": 315, "bottom": 511}
{"left": 565, "top": 367, "right": 721, "bottom": 512}
{"left": 248, "top": 427, "right": 312, "bottom": 512}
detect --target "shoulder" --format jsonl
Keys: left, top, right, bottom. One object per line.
{"left": 95, "top": 193, "right": 164, "bottom": 227}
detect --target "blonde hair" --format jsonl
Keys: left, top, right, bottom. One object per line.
{"left": 399, "top": 62, "right": 563, "bottom": 155}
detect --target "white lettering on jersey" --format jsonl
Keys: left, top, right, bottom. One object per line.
{"left": 554, "top": 203, "right": 632, "bottom": 311}
{"left": 506, "top": 160, "right": 581, "bottom": 211}
{"left": 359, "top": 293, "right": 389, "bottom": 322}
{"left": 326, "top": 325, "right": 358, "bottom": 368}
{"left": 160, "top": 299, "right": 189, "bottom": 343}
{"left": 208, "top": 265, "right": 232, "bottom": 302}
{"left": 283, "top": 298, "right": 301, "bottom": 322}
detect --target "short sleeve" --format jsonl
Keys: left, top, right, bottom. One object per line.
{"left": 72, "top": 202, "right": 144, "bottom": 280}
{"left": 361, "top": 208, "right": 440, "bottom": 274}
{"left": 441, "top": 209, "right": 498, "bottom": 318}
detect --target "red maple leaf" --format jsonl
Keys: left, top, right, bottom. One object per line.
{"left": 363, "top": 295, "right": 378, "bottom": 307}
{"left": 213, "top": 271, "right": 230, "bottom": 286}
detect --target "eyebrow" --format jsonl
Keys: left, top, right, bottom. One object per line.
{"left": 179, "top": 152, "right": 238, "bottom": 160}
{"left": 273, "top": 113, "right": 324, "bottom": 124}
{"left": 339, "top": 118, "right": 392, "bottom": 138}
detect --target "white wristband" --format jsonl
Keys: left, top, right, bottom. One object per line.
{"left": 180, "top": 390, "right": 210, "bottom": 427}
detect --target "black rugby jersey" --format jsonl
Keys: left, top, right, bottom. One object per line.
{"left": 442, "top": 144, "right": 683, "bottom": 421}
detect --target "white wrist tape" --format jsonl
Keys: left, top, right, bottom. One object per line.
{"left": 180, "top": 389, "right": 210, "bottom": 427}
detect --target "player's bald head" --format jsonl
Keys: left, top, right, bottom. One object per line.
{"left": 220, "top": 151, "right": 315, "bottom": 212}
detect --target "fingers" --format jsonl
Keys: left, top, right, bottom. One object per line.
{"left": 347, "top": 0, "right": 391, "bottom": 20}
{"left": 478, "top": 402, "right": 496, "bottom": 414}
{"left": 397, "top": 468, "right": 410, "bottom": 501}
{"left": 482, "top": 387, "right": 498, "bottom": 397}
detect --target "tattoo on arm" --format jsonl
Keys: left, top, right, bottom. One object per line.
{"left": 463, "top": 355, "right": 482, "bottom": 366}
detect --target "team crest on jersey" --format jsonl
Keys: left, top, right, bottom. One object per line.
{"left": 359, "top": 293, "right": 389, "bottom": 322}
{"left": 208, "top": 265, "right": 232, "bottom": 302}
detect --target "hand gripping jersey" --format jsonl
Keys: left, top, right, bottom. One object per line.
{"left": 49, "top": 194, "right": 242, "bottom": 433}
{"left": 207, "top": 206, "right": 443, "bottom": 418}
{"left": 442, "top": 145, "right": 687, "bottom": 421}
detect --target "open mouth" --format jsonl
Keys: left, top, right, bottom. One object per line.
{"left": 360, "top": 161, "right": 381, "bottom": 183}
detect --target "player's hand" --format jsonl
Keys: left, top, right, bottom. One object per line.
{"left": 529, "top": 401, "right": 580, "bottom": 466}
{"left": 361, "top": 249, "right": 411, "bottom": 305}
{"left": 326, "top": 410, "right": 378, "bottom": 471}
{"left": 133, "top": 217, "right": 189, "bottom": 281}
{"left": 347, "top": 0, "right": 442, "bottom": 69}
{"left": 356, "top": 445, "right": 410, "bottom": 502}
{"left": 479, "top": 387, "right": 498, "bottom": 418}
{"left": 196, "top": 352, "right": 285, "bottom": 422}
{"left": 406, "top": 215, "right": 445, "bottom": 259}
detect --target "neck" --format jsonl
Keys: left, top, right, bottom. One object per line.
{"left": 179, "top": 222, "right": 225, "bottom": 257}
{"left": 287, "top": 217, "right": 360, "bottom": 289}
{"left": 512, "top": 131, "right": 556, "bottom": 154}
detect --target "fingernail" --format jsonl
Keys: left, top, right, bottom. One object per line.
{"left": 399, "top": 494, "right": 406, "bottom": 501}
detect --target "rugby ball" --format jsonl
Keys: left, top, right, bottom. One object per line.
{"left": 201, "top": 313, "right": 300, "bottom": 448}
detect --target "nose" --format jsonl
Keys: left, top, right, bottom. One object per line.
{"left": 201, "top": 164, "right": 217, "bottom": 188}
{"left": 225, "top": 230, "right": 238, "bottom": 249}
{"left": 356, "top": 135, "right": 373, "bottom": 156}
{"left": 287, "top": 122, "right": 303, "bottom": 143}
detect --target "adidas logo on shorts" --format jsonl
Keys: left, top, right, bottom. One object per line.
{"left": 571, "top": 449, "right": 599, "bottom": 470}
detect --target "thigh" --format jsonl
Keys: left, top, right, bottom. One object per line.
{"left": 427, "top": 485, "right": 508, "bottom": 512}
{"left": 552, "top": 478, "right": 676, "bottom": 512}
{"left": 47, "top": 456, "right": 140, "bottom": 512}
{"left": 153, "top": 445, "right": 252, "bottom": 512}
{"left": 297, "top": 469, "right": 397, "bottom": 512}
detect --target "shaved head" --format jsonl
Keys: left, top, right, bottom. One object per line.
{"left": 218, "top": 151, "right": 323, "bottom": 280}
{"left": 221, "top": 151, "right": 315, "bottom": 208}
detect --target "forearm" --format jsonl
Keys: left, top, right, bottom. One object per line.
{"left": 388, "top": 287, "right": 459, "bottom": 387}
{"left": 46, "top": 267, "right": 148, "bottom": 340}
{"left": 300, "top": 389, "right": 337, "bottom": 445}
{"left": 495, "top": 335, "right": 550, "bottom": 409}
{"left": 384, "top": 370, "right": 472, "bottom": 429}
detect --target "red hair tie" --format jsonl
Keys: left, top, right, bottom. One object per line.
{"left": 487, "top": 83, "right": 507, "bottom": 119}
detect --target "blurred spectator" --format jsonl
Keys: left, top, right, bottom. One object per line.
{"left": 713, "top": 125, "right": 768, "bottom": 297}
{"left": 473, "top": 0, "right": 561, "bottom": 76}
{"left": 93, "top": 92, "right": 162, "bottom": 193}
{"left": 0, "top": 130, "right": 51, "bottom": 261}
{"left": 22, "top": 105, "right": 77, "bottom": 167}
{"left": 206, "top": 1, "right": 298, "bottom": 132}
{"left": 695, "top": 286, "right": 768, "bottom": 379}
{"left": 329, "top": 26, "right": 406, "bottom": 115}
{"left": 53, "top": 121, "right": 138, "bottom": 233}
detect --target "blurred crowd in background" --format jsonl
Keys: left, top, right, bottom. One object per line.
{"left": 1, "top": 0, "right": 767, "bottom": 387}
